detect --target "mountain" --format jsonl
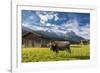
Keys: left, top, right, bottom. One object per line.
{"left": 65, "top": 31, "right": 85, "bottom": 42}
{"left": 22, "top": 24, "right": 86, "bottom": 43}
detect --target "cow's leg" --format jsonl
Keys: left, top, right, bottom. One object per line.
{"left": 55, "top": 49, "right": 59, "bottom": 53}
{"left": 65, "top": 46, "right": 71, "bottom": 57}
{"left": 55, "top": 50, "right": 59, "bottom": 61}
{"left": 67, "top": 46, "right": 71, "bottom": 57}
{"left": 67, "top": 45, "right": 71, "bottom": 53}
{"left": 55, "top": 49, "right": 59, "bottom": 56}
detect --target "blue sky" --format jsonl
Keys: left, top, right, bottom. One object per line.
{"left": 22, "top": 10, "right": 90, "bottom": 39}
{"left": 22, "top": 10, "right": 90, "bottom": 26}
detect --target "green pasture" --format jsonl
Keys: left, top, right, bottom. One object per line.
{"left": 22, "top": 45, "right": 90, "bottom": 62}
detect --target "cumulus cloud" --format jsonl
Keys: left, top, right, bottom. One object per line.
{"left": 54, "top": 14, "right": 59, "bottom": 21}
{"left": 36, "top": 11, "right": 59, "bottom": 26}
{"left": 23, "top": 23, "right": 48, "bottom": 31}
{"left": 29, "top": 16, "right": 35, "bottom": 20}
{"left": 46, "top": 23, "right": 52, "bottom": 26}
{"left": 79, "top": 24, "right": 90, "bottom": 39}
{"left": 61, "top": 19, "right": 90, "bottom": 39}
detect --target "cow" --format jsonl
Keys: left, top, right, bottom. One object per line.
{"left": 48, "top": 40, "right": 71, "bottom": 54}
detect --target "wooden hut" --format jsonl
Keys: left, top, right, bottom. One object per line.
{"left": 22, "top": 32, "right": 50, "bottom": 48}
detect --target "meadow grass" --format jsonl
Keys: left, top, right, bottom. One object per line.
{"left": 22, "top": 44, "right": 90, "bottom": 62}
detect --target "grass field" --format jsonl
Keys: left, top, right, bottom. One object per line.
{"left": 22, "top": 45, "right": 90, "bottom": 62}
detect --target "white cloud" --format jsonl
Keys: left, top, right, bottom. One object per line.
{"left": 23, "top": 23, "right": 48, "bottom": 31}
{"left": 40, "top": 20, "right": 45, "bottom": 24}
{"left": 39, "top": 14, "right": 48, "bottom": 22}
{"left": 54, "top": 13, "right": 59, "bottom": 21}
{"left": 46, "top": 14, "right": 54, "bottom": 20}
{"left": 54, "top": 15, "right": 59, "bottom": 21}
{"left": 46, "top": 23, "right": 52, "bottom": 26}
{"left": 36, "top": 12, "right": 48, "bottom": 25}
{"left": 29, "top": 16, "right": 35, "bottom": 20}
{"left": 79, "top": 24, "right": 90, "bottom": 39}
{"left": 23, "top": 16, "right": 90, "bottom": 40}
{"left": 62, "top": 19, "right": 79, "bottom": 32}
{"left": 22, "top": 23, "right": 31, "bottom": 27}
{"left": 36, "top": 11, "right": 59, "bottom": 26}
{"left": 62, "top": 19, "right": 90, "bottom": 39}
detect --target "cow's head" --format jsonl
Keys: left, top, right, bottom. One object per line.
{"left": 47, "top": 40, "right": 57, "bottom": 49}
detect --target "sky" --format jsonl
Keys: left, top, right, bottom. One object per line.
{"left": 22, "top": 10, "right": 90, "bottom": 39}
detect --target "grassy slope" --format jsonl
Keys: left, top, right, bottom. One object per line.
{"left": 22, "top": 45, "right": 90, "bottom": 62}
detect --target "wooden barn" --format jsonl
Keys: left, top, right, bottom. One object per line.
{"left": 22, "top": 32, "right": 50, "bottom": 48}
